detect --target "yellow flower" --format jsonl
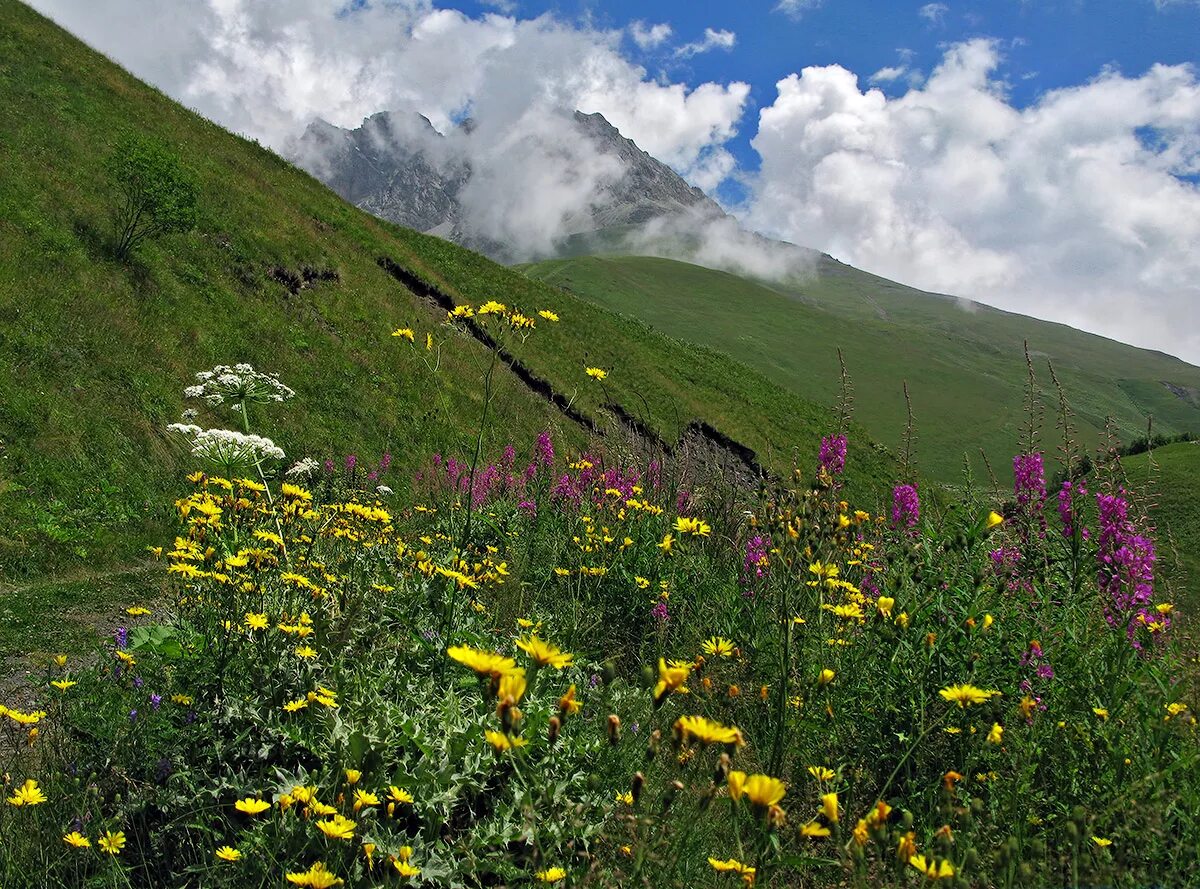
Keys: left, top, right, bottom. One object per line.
{"left": 393, "top": 858, "right": 421, "bottom": 877}
{"left": 284, "top": 698, "right": 308, "bottom": 713}
{"left": 447, "top": 645, "right": 517, "bottom": 679}
{"left": 821, "top": 792, "right": 839, "bottom": 823}
{"left": 986, "top": 511, "right": 1004, "bottom": 529}
{"left": 585, "top": 367, "right": 608, "bottom": 381}
{"left": 477, "top": 299, "right": 507, "bottom": 315}
{"left": 615, "top": 790, "right": 634, "bottom": 805}
{"left": 817, "top": 668, "right": 836, "bottom": 686}
{"left": 486, "top": 730, "right": 528, "bottom": 752}
{"left": 63, "top": 831, "right": 91, "bottom": 848}
{"left": 1093, "top": 707, "right": 1109, "bottom": 720}
{"left": 536, "top": 867, "right": 567, "bottom": 883}
{"left": 675, "top": 715, "right": 745, "bottom": 746}
{"left": 897, "top": 830, "right": 917, "bottom": 863}
{"left": 352, "top": 789, "right": 380, "bottom": 812}
{"left": 98, "top": 830, "right": 126, "bottom": 855}
{"left": 708, "top": 857, "right": 756, "bottom": 880}
{"left": 702, "top": 636, "right": 735, "bottom": 657}
{"left": 295, "top": 645, "right": 318, "bottom": 660}
{"left": 51, "top": 679, "right": 76, "bottom": 691}
{"left": 801, "top": 821, "right": 831, "bottom": 838}
{"left": 807, "top": 765, "right": 835, "bottom": 782}
{"left": 392, "top": 328, "right": 415, "bottom": 342}
{"left": 244, "top": 612, "right": 269, "bottom": 630}
{"left": 234, "top": 797, "right": 271, "bottom": 815}
{"left": 674, "top": 516, "right": 712, "bottom": 537}
{"left": 735, "top": 774, "right": 786, "bottom": 808}
{"left": 115, "top": 650, "right": 136, "bottom": 667}
{"left": 172, "top": 694, "right": 193, "bottom": 705}
{"left": 516, "top": 635, "right": 573, "bottom": 669}
{"left": 286, "top": 861, "right": 344, "bottom": 887}
{"left": 216, "top": 846, "right": 242, "bottom": 862}
{"left": 53, "top": 654, "right": 68, "bottom": 667}
{"left": 309, "top": 800, "right": 338, "bottom": 817}
{"left": 982, "top": 613, "right": 994, "bottom": 630}
{"left": 987, "top": 723, "right": 1004, "bottom": 744}
{"left": 558, "top": 684, "right": 581, "bottom": 716}
{"left": 126, "top": 606, "right": 151, "bottom": 616}
{"left": 538, "top": 309, "right": 560, "bottom": 322}
{"left": 389, "top": 785, "right": 415, "bottom": 804}
{"left": 1091, "top": 836, "right": 1113, "bottom": 848}
{"left": 876, "top": 596, "right": 895, "bottom": 618}
{"left": 344, "top": 769, "right": 362, "bottom": 785}
{"left": 316, "top": 815, "right": 357, "bottom": 840}
{"left": 909, "top": 854, "right": 956, "bottom": 880}
{"left": 938, "top": 684, "right": 1001, "bottom": 707}
{"left": 653, "top": 658, "right": 690, "bottom": 703}
{"left": 7, "top": 779, "right": 47, "bottom": 807}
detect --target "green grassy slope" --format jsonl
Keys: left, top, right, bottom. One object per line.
{"left": 1121, "top": 442, "right": 1200, "bottom": 607}
{"left": 0, "top": 1, "right": 896, "bottom": 654}
{"left": 522, "top": 255, "right": 1200, "bottom": 483}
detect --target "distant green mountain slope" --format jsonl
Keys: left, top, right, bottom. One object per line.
{"left": 1121, "top": 442, "right": 1200, "bottom": 608}
{"left": 522, "top": 255, "right": 1200, "bottom": 482}
{"left": 0, "top": 0, "right": 895, "bottom": 648}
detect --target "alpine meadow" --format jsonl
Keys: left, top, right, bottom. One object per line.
{"left": 1, "top": 2, "right": 1199, "bottom": 888}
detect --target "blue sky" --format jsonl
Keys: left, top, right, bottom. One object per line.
{"left": 456, "top": 0, "right": 1200, "bottom": 199}
{"left": 30, "top": 0, "right": 1200, "bottom": 360}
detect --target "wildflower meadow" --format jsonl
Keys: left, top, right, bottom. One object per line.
{"left": 1, "top": 303, "right": 1196, "bottom": 889}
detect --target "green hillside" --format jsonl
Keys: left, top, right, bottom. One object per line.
{"left": 1122, "top": 442, "right": 1200, "bottom": 606}
{"left": 0, "top": 0, "right": 895, "bottom": 656}
{"left": 522, "top": 255, "right": 1200, "bottom": 483}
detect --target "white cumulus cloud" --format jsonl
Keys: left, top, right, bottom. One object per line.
{"left": 919, "top": 3, "right": 949, "bottom": 25}
{"left": 774, "top": 0, "right": 823, "bottom": 20}
{"left": 743, "top": 39, "right": 1200, "bottom": 362}
{"left": 629, "top": 20, "right": 672, "bottom": 50}
{"left": 676, "top": 28, "right": 737, "bottom": 59}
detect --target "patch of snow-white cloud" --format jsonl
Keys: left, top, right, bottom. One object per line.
{"left": 629, "top": 20, "right": 672, "bottom": 50}
{"left": 744, "top": 39, "right": 1200, "bottom": 362}
{"left": 675, "top": 28, "right": 736, "bottom": 59}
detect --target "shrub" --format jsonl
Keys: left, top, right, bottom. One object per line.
{"left": 106, "top": 132, "right": 198, "bottom": 260}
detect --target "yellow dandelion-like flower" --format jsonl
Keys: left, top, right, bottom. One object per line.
{"left": 286, "top": 861, "right": 344, "bottom": 887}
{"left": 63, "top": 831, "right": 91, "bottom": 848}
{"left": 585, "top": 366, "right": 608, "bottom": 381}
{"left": 7, "top": 779, "right": 47, "bottom": 807}
{"left": 315, "top": 815, "right": 356, "bottom": 841}
{"left": 98, "top": 831, "right": 126, "bottom": 855}
{"left": 234, "top": 797, "right": 271, "bottom": 815}
{"left": 938, "top": 684, "right": 1000, "bottom": 707}
{"left": 536, "top": 867, "right": 567, "bottom": 883}
{"left": 216, "top": 846, "right": 242, "bottom": 862}
{"left": 392, "top": 328, "right": 415, "bottom": 342}
{"left": 515, "top": 635, "right": 573, "bottom": 669}
{"left": 702, "top": 636, "right": 735, "bottom": 657}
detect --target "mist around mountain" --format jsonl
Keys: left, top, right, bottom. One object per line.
{"left": 288, "top": 107, "right": 820, "bottom": 281}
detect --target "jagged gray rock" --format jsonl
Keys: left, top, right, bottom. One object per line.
{"left": 288, "top": 109, "right": 725, "bottom": 261}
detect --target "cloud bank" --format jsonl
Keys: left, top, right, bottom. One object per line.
{"left": 745, "top": 39, "right": 1200, "bottom": 362}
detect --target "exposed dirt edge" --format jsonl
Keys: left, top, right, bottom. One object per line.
{"left": 377, "top": 256, "right": 769, "bottom": 483}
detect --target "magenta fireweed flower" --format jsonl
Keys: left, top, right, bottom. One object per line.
{"left": 650, "top": 601, "right": 669, "bottom": 623}
{"left": 1057, "top": 480, "right": 1088, "bottom": 539}
{"left": 324, "top": 458, "right": 335, "bottom": 474}
{"left": 1013, "top": 452, "right": 1048, "bottom": 536}
{"left": 501, "top": 444, "right": 516, "bottom": 470}
{"left": 891, "top": 484, "right": 920, "bottom": 529}
{"left": 743, "top": 535, "right": 770, "bottom": 580}
{"left": 676, "top": 489, "right": 693, "bottom": 515}
{"left": 518, "top": 499, "right": 537, "bottom": 517}
{"left": 818, "top": 434, "right": 848, "bottom": 476}
{"left": 1013, "top": 453, "right": 1046, "bottom": 509}
{"left": 1096, "top": 490, "right": 1162, "bottom": 645}
{"left": 345, "top": 453, "right": 357, "bottom": 472}
{"left": 536, "top": 431, "right": 555, "bottom": 468}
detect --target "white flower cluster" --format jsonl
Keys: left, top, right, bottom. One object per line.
{"left": 286, "top": 457, "right": 320, "bottom": 478}
{"left": 168, "top": 424, "right": 285, "bottom": 466}
{"left": 375, "top": 485, "right": 394, "bottom": 496}
{"left": 183, "top": 363, "right": 295, "bottom": 407}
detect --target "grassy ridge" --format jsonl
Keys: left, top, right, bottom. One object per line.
{"left": 1122, "top": 442, "right": 1200, "bottom": 606}
{"left": 0, "top": 0, "right": 894, "bottom": 655}
{"left": 521, "top": 255, "right": 1200, "bottom": 483}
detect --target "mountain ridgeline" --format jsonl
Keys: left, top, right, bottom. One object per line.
{"left": 289, "top": 109, "right": 725, "bottom": 263}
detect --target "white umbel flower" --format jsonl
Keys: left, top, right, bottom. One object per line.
{"left": 168, "top": 424, "right": 285, "bottom": 472}
{"left": 286, "top": 457, "right": 320, "bottom": 478}
{"left": 183, "top": 364, "right": 295, "bottom": 407}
